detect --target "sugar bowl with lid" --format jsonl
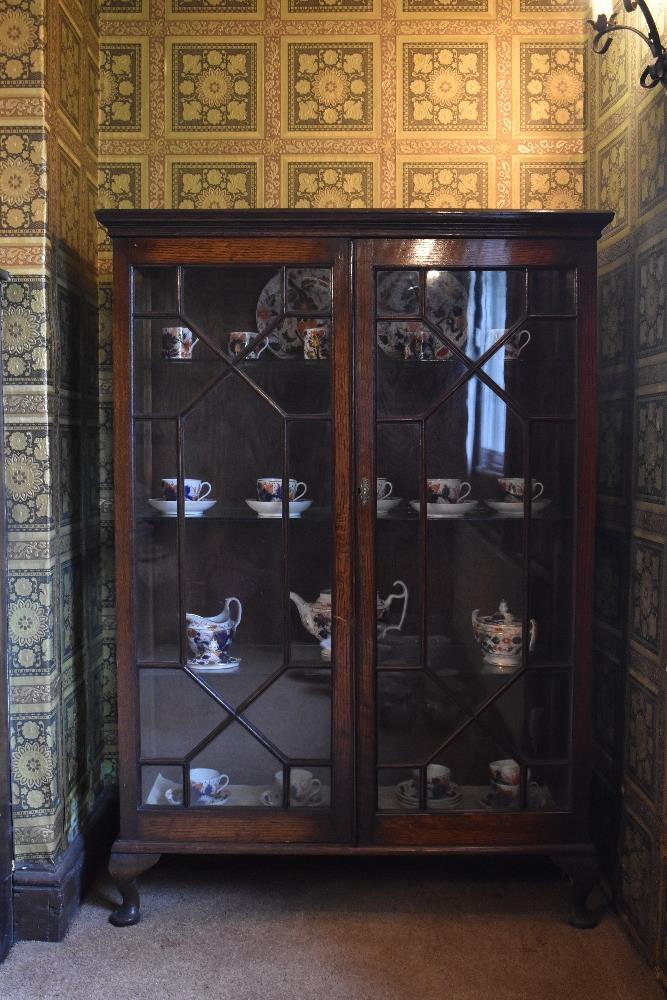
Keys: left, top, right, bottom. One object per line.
{"left": 471, "top": 600, "right": 537, "bottom": 672}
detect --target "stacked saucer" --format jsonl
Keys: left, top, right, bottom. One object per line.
{"left": 395, "top": 779, "right": 463, "bottom": 810}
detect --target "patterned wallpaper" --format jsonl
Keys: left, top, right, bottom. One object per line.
{"left": 0, "top": 0, "right": 116, "bottom": 865}
{"left": 587, "top": 4, "right": 667, "bottom": 985}
{"left": 95, "top": 0, "right": 590, "bottom": 237}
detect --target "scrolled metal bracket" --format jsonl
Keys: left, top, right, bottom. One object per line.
{"left": 587, "top": 0, "right": 667, "bottom": 91}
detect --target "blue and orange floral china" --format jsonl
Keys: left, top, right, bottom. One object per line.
{"left": 186, "top": 598, "right": 243, "bottom": 667}
{"left": 227, "top": 331, "right": 268, "bottom": 360}
{"left": 497, "top": 477, "right": 544, "bottom": 502}
{"left": 426, "top": 478, "right": 471, "bottom": 504}
{"left": 162, "top": 326, "right": 199, "bottom": 360}
{"left": 161, "top": 478, "right": 212, "bottom": 501}
{"left": 303, "top": 327, "right": 329, "bottom": 360}
{"left": 290, "top": 581, "right": 409, "bottom": 659}
{"left": 256, "top": 477, "right": 307, "bottom": 501}
{"left": 472, "top": 600, "right": 537, "bottom": 672}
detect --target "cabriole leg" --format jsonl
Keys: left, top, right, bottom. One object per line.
{"left": 551, "top": 851, "right": 601, "bottom": 929}
{"left": 108, "top": 851, "right": 161, "bottom": 926}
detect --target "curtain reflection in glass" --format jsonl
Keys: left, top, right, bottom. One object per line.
{"left": 465, "top": 271, "right": 508, "bottom": 476}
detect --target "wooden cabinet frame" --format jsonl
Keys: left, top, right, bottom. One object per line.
{"left": 98, "top": 210, "right": 611, "bottom": 929}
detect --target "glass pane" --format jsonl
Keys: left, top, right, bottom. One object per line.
{"left": 374, "top": 265, "right": 575, "bottom": 816}
{"left": 528, "top": 269, "right": 576, "bottom": 316}
{"left": 529, "top": 421, "right": 576, "bottom": 665}
{"left": 139, "top": 669, "right": 227, "bottom": 759}
{"left": 189, "top": 722, "right": 281, "bottom": 807}
{"left": 134, "top": 422, "right": 179, "bottom": 662}
{"left": 244, "top": 669, "right": 331, "bottom": 758}
{"left": 134, "top": 267, "right": 178, "bottom": 313}
{"left": 480, "top": 318, "right": 576, "bottom": 419}
{"left": 142, "top": 765, "right": 182, "bottom": 806}
{"left": 133, "top": 262, "right": 335, "bottom": 813}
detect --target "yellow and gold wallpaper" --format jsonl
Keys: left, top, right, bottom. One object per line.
{"left": 96, "top": 0, "right": 590, "bottom": 241}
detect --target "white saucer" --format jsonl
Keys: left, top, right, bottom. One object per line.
{"left": 377, "top": 497, "right": 402, "bottom": 517}
{"left": 409, "top": 500, "right": 479, "bottom": 518}
{"left": 245, "top": 499, "right": 313, "bottom": 518}
{"left": 187, "top": 657, "right": 240, "bottom": 673}
{"left": 148, "top": 498, "right": 217, "bottom": 517}
{"left": 485, "top": 499, "right": 552, "bottom": 516}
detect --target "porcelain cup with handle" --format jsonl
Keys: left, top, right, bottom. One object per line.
{"left": 161, "top": 478, "right": 212, "bottom": 501}
{"left": 497, "top": 477, "right": 544, "bottom": 503}
{"left": 162, "top": 326, "right": 199, "bottom": 360}
{"left": 261, "top": 768, "right": 322, "bottom": 806}
{"left": 427, "top": 478, "right": 472, "bottom": 504}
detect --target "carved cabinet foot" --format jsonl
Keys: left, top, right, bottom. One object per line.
{"left": 108, "top": 852, "right": 161, "bottom": 926}
{"left": 551, "top": 852, "right": 601, "bottom": 929}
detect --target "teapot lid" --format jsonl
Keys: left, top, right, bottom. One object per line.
{"left": 476, "top": 600, "right": 519, "bottom": 625}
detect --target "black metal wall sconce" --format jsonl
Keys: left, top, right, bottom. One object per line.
{"left": 588, "top": 0, "right": 667, "bottom": 90}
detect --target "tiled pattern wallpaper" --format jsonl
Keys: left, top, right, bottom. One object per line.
{"left": 0, "top": 0, "right": 115, "bottom": 865}
{"left": 95, "top": 0, "right": 590, "bottom": 226}
{"left": 587, "top": 7, "right": 667, "bottom": 984}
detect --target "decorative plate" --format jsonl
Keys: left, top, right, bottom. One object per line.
{"left": 376, "top": 270, "right": 469, "bottom": 360}
{"left": 256, "top": 269, "right": 331, "bottom": 358}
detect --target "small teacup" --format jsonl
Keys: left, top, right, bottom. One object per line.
{"left": 262, "top": 768, "right": 322, "bottom": 806}
{"left": 227, "top": 331, "right": 268, "bottom": 361}
{"left": 257, "top": 477, "right": 307, "bottom": 502}
{"left": 162, "top": 326, "right": 198, "bottom": 360}
{"left": 489, "top": 328, "right": 531, "bottom": 360}
{"left": 165, "top": 768, "right": 229, "bottom": 805}
{"left": 489, "top": 758, "right": 520, "bottom": 785}
{"left": 161, "top": 478, "right": 212, "bottom": 501}
{"left": 497, "top": 477, "right": 544, "bottom": 503}
{"left": 404, "top": 330, "right": 450, "bottom": 361}
{"left": 377, "top": 478, "right": 393, "bottom": 500}
{"left": 303, "top": 327, "right": 329, "bottom": 360}
{"left": 427, "top": 478, "right": 472, "bottom": 504}
{"left": 489, "top": 780, "right": 519, "bottom": 806}
{"left": 412, "top": 764, "right": 451, "bottom": 800}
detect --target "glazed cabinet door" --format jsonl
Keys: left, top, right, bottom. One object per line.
{"left": 115, "top": 237, "right": 354, "bottom": 845}
{"left": 355, "top": 238, "right": 596, "bottom": 848}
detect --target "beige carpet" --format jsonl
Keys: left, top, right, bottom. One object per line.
{"left": 0, "top": 855, "right": 661, "bottom": 1000}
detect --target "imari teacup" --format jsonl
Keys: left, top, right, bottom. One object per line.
{"left": 257, "top": 477, "right": 308, "bottom": 501}
{"left": 497, "top": 477, "right": 544, "bottom": 503}
{"left": 303, "top": 327, "right": 329, "bottom": 360}
{"left": 162, "top": 326, "right": 198, "bottom": 360}
{"left": 161, "top": 478, "right": 212, "bottom": 501}
{"left": 427, "top": 478, "right": 472, "bottom": 504}
{"left": 227, "top": 331, "right": 268, "bottom": 361}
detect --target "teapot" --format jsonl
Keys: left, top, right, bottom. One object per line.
{"left": 471, "top": 599, "right": 536, "bottom": 673}
{"left": 186, "top": 597, "right": 242, "bottom": 664}
{"left": 290, "top": 581, "right": 408, "bottom": 660}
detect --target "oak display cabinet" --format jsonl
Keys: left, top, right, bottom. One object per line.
{"left": 98, "top": 210, "right": 611, "bottom": 928}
